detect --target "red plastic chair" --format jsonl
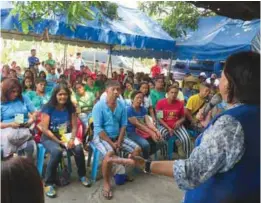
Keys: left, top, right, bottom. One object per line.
{"left": 34, "top": 113, "right": 84, "bottom": 143}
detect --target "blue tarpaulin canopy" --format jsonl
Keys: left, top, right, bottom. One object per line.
{"left": 0, "top": 3, "right": 175, "bottom": 51}
{"left": 174, "top": 16, "right": 260, "bottom": 61}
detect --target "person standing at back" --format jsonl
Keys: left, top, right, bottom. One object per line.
{"left": 151, "top": 59, "right": 162, "bottom": 78}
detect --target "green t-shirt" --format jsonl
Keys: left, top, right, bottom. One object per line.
{"left": 150, "top": 89, "right": 166, "bottom": 108}
{"left": 45, "top": 59, "right": 56, "bottom": 66}
{"left": 94, "top": 80, "right": 105, "bottom": 92}
{"left": 72, "top": 91, "right": 95, "bottom": 112}
{"left": 25, "top": 91, "right": 51, "bottom": 110}
{"left": 84, "top": 85, "right": 99, "bottom": 97}
{"left": 124, "top": 90, "right": 133, "bottom": 99}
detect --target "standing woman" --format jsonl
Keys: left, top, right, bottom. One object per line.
{"left": 39, "top": 84, "right": 91, "bottom": 198}
{"left": 120, "top": 51, "right": 260, "bottom": 203}
{"left": 156, "top": 85, "right": 192, "bottom": 158}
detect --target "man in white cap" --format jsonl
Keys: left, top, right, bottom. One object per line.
{"left": 194, "top": 72, "right": 207, "bottom": 91}
{"left": 206, "top": 73, "right": 219, "bottom": 87}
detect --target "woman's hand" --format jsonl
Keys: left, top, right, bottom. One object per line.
{"left": 9, "top": 122, "right": 20, "bottom": 129}
{"left": 59, "top": 140, "right": 67, "bottom": 147}
{"left": 167, "top": 127, "right": 174, "bottom": 136}
{"left": 67, "top": 139, "right": 75, "bottom": 149}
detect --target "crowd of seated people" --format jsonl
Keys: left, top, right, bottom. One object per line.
{"left": 0, "top": 51, "right": 223, "bottom": 199}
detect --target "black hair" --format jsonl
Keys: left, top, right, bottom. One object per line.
{"left": 38, "top": 71, "right": 46, "bottom": 79}
{"left": 139, "top": 81, "right": 150, "bottom": 96}
{"left": 44, "top": 84, "right": 75, "bottom": 115}
{"left": 224, "top": 51, "right": 260, "bottom": 104}
{"left": 105, "top": 80, "right": 121, "bottom": 89}
{"left": 200, "top": 82, "right": 212, "bottom": 89}
{"left": 167, "top": 85, "right": 179, "bottom": 92}
{"left": 130, "top": 90, "right": 143, "bottom": 101}
{"left": 22, "top": 76, "right": 35, "bottom": 92}
{"left": 76, "top": 52, "right": 81, "bottom": 56}
{"left": 35, "top": 77, "right": 47, "bottom": 85}
{"left": 1, "top": 157, "right": 44, "bottom": 203}
{"left": 59, "top": 74, "right": 66, "bottom": 79}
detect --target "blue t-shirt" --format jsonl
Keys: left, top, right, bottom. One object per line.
{"left": 126, "top": 106, "right": 147, "bottom": 132}
{"left": 25, "top": 91, "right": 51, "bottom": 110}
{"left": 28, "top": 56, "right": 40, "bottom": 67}
{"left": 41, "top": 106, "right": 71, "bottom": 133}
{"left": 92, "top": 99, "right": 127, "bottom": 139}
{"left": 1, "top": 95, "right": 36, "bottom": 123}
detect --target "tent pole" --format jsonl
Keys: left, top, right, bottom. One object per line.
{"left": 132, "top": 57, "right": 134, "bottom": 73}
{"left": 168, "top": 52, "right": 173, "bottom": 78}
{"left": 107, "top": 45, "right": 113, "bottom": 77}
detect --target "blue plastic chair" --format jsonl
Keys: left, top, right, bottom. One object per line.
{"left": 37, "top": 143, "right": 72, "bottom": 178}
{"left": 154, "top": 136, "right": 177, "bottom": 160}
{"left": 89, "top": 142, "right": 101, "bottom": 182}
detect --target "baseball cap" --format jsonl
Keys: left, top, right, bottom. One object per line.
{"left": 199, "top": 72, "right": 207, "bottom": 78}
{"left": 211, "top": 73, "right": 217, "bottom": 79}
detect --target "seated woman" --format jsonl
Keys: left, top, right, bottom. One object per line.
{"left": 0, "top": 78, "right": 36, "bottom": 159}
{"left": 123, "top": 81, "right": 134, "bottom": 100}
{"left": 22, "top": 76, "right": 35, "bottom": 95}
{"left": 127, "top": 91, "right": 162, "bottom": 159}
{"left": 156, "top": 85, "right": 192, "bottom": 158}
{"left": 139, "top": 81, "right": 156, "bottom": 122}
{"left": 26, "top": 78, "right": 51, "bottom": 111}
{"left": 71, "top": 82, "right": 96, "bottom": 133}
{"left": 39, "top": 71, "right": 47, "bottom": 80}
{"left": 39, "top": 84, "right": 91, "bottom": 198}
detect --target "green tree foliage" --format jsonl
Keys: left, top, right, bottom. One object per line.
{"left": 139, "top": 1, "right": 215, "bottom": 38}
{"left": 10, "top": 1, "right": 119, "bottom": 34}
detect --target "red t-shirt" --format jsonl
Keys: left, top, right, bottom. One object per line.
{"left": 151, "top": 65, "right": 161, "bottom": 78}
{"left": 156, "top": 98, "right": 184, "bottom": 128}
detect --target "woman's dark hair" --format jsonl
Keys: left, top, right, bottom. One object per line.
{"left": 1, "top": 157, "right": 44, "bottom": 203}
{"left": 125, "top": 81, "right": 133, "bottom": 87}
{"left": 167, "top": 85, "right": 179, "bottom": 93}
{"left": 130, "top": 90, "right": 143, "bottom": 101}
{"left": 23, "top": 69, "right": 34, "bottom": 79}
{"left": 22, "top": 76, "right": 35, "bottom": 92}
{"left": 224, "top": 51, "right": 260, "bottom": 104}
{"left": 35, "top": 77, "right": 47, "bottom": 85}
{"left": 45, "top": 84, "right": 76, "bottom": 115}
{"left": 38, "top": 71, "right": 46, "bottom": 79}
{"left": 139, "top": 81, "right": 150, "bottom": 96}
{"left": 1, "top": 78, "right": 23, "bottom": 102}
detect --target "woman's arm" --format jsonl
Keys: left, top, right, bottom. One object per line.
{"left": 144, "top": 115, "right": 158, "bottom": 132}
{"left": 38, "top": 113, "right": 62, "bottom": 144}
{"left": 148, "top": 106, "right": 156, "bottom": 122}
{"left": 0, "top": 122, "right": 19, "bottom": 129}
{"left": 128, "top": 117, "right": 154, "bottom": 135}
{"left": 70, "top": 113, "right": 77, "bottom": 140}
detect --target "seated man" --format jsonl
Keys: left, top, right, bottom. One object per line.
{"left": 184, "top": 82, "right": 211, "bottom": 132}
{"left": 182, "top": 75, "right": 199, "bottom": 103}
{"left": 92, "top": 80, "right": 141, "bottom": 200}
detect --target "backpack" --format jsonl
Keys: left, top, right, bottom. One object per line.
{"left": 56, "top": 156, "right": 70, "bottom": 186}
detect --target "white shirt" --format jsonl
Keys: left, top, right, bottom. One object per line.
{"left": 74, "top": 58, "right": 84, "bottom": 71}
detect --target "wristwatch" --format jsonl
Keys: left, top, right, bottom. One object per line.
{"left": 144, "top": 159, "right": 152, "bottom": 174}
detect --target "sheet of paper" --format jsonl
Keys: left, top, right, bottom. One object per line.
{"left": 14, "top": 114, "right": 24, "bottom": 124}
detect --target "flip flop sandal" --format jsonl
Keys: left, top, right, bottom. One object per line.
{"left": 102, "top": 189, "right": 113, "bottom": 200}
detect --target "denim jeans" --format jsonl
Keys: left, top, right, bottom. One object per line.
{"left": 78, "top": 112, "right": 92, "bottom": 133}
{"left": 41, "top": 135, "right": 86, "bottom": 186}
{"left": 127, "top": 132, "right": 150, "bottom": 159}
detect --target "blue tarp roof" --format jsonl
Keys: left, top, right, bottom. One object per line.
{"left": 174, "top": 16, "right": 260, "bottom": 61}
{"left": 0, "top": 3, "right": 175, "bottom": 51}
